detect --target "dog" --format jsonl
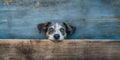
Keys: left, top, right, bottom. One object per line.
{"left": 37, "top": 22, "right": 75, "bottom": 41}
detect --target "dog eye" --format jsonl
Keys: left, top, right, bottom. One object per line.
{"left": 48, "top": 28, "right": 54, "bottom": 34}
{"left": 60, "top": 28, "right": 65, "bottom": 32}
{"left": 49, "top": 28, "right": 54, "bottom": 32}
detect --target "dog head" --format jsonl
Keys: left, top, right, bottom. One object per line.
{"left": 37, "top": 22, "right": 75, "bottom": 41}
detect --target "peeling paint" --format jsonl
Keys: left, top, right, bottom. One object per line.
{"left": 0, "top": 0, "right": 120, "bottom": 39}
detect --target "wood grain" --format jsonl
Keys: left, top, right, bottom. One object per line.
{"left": 0, "top": 39, "right": 120, "bottom": 60}
{"left": 1, "top": 0, "right": 120, "bottom": 39}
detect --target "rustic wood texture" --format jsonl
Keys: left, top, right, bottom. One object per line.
{"left": 0, "top": 0, "right": 120, "bottom": 39}
{"left": 0, "top": 40, "right": 120, "bottom": 60}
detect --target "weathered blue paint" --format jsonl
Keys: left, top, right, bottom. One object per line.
{"left": 0, "top": 0, "right": 120, "bottom": 39}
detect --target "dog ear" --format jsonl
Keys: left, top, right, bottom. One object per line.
{"left": 63, "top": 22, "right": 76, "bottom": 34}
{"left": 37, "top": 22, "right": 51, "bottom": 33}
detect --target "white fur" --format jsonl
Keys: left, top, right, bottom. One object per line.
{"left": 48, "top": 23, "right": 65, "bottom": 40}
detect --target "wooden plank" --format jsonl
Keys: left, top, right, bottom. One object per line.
{"left": 0, "top": 39, "right": 120, "bottom": 60}
{"left": 1, "top": 0, "right": 120, "bottom": 39}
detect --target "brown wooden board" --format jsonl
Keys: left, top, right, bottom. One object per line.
{"left": 0, "top": 39, "right": 119, "bottom": 60}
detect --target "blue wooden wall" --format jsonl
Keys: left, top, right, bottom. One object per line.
{"left": 0, "top": 0, "right": 120, "bottom": 39}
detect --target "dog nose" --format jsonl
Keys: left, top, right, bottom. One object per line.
{"left": 54, "top": 34, "right": 60, "bottom": 40}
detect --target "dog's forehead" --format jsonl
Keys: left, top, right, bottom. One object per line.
{"left": 50, "top": 23, "right": 63, "bottom": 29}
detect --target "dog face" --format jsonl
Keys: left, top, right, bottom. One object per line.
{"left": 37, "top": 22, "right": 75, "bottom": 41}
{"left": 46, "top": 23, "right": 66, "bottom": 40}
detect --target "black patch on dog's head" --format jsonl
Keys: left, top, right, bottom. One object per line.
{"left": 63, "top": 22, "right": 76, "bottom": 34}
{"left": 37, "top": 22, "right": 51, "bottom": 33}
